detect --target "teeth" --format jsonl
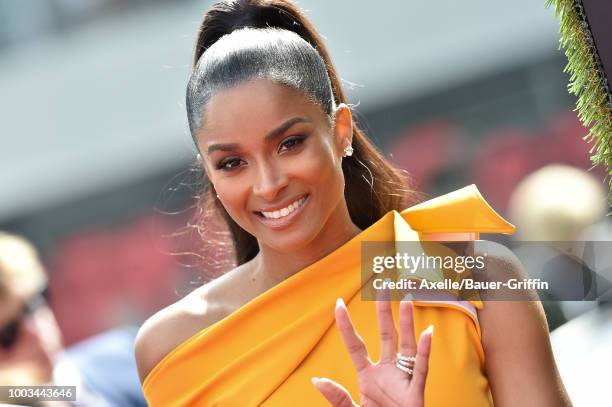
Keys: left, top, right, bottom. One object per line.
{"left": 261, "top": 196, "right": 306, "bottom": 219}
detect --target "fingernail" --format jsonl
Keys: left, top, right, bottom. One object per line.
{"left": 311, "top": 377, "right": 321, "bottom": 386}
{"left": 426, "top": 324, "right": 434, "bottom": 337}
{"left": 336, "top": 298, "right": 345, "bottom": 308}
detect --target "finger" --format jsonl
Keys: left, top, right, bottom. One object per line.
{"left": 335, "top": 298, "right": 370, "bottom": 372}
{"left": 410, "top": 325, "right": 434, "bottom": 396}
{"left": 312, "top": 377, "right": 358, "bottom": 407}
{"left": 376, "top": 289, "right": 398, "bottom": 363}
{"left": 399, "top": 300, "right": 417, "bottom": 357}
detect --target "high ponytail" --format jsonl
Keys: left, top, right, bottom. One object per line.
{"left": 188, "top": 0, "right": 418, "bottom": 270}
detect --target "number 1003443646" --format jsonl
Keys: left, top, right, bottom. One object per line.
{"left": 0, "top": 386, "right": 76, "bottom": 403}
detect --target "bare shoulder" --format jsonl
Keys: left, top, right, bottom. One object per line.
{"left": 474, "top": 241, "right": 546, "bottom": 344}
{"left": 134, "top": 267, "right": 244, "bottom": 384}
{"left": 134, "top": 285, "right": 218, "bottom": 384}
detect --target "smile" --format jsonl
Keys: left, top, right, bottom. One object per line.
{"left": 260, "top": 195, "right": 307, "bottom": 219}
{"left": 255, "top": 194, "right": 310, "bottom": 230}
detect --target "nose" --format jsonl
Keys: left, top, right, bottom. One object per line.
{"left": 252, "top": 160, "right": 289, "bottom": 201}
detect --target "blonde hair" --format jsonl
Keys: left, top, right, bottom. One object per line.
{"left": 508, "top": 165, "right": 607, "bottom": 240}
{"left": 0, "top": 232, "right": 47, "bottom": 299}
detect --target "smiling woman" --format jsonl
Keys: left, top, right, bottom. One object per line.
{"left": 134, "top": 1, "right": 571, "bottom": 406}
{"left": 185, "top": 20, "right": 416, "bottom": 267}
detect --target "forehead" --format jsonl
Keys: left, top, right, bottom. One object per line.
{"left": 197, "top": 79, "right": 328, "bottom": 145}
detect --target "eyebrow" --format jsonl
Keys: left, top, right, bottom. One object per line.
{"left": 206, "top": 117, "right": 311, "bottom": 155}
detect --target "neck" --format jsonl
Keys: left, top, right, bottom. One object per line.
{"left": 248, "top": 200, "right": 362, "bottom": 290}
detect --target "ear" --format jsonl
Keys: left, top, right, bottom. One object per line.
{"left": 333, "top": 103, "right": 353, "bottom": 158}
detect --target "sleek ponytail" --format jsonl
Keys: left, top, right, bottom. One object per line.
{"left": 188, "top": 0, "right": 418, "bottom": 270}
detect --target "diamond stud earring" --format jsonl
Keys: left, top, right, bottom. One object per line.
{"left": 343, "top": 145, "right": 354, "bottom": 157}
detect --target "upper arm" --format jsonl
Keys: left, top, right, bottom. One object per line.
{"left": 134, "top": 309, "right": 173, "bottom": 385}
{"left": 477, "top": 251, "right": 572, "bottom": 407}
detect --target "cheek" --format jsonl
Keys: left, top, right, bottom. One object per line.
{"left": 296, "top": 148, "right": 329, "bottom": 179}
{"left": 296, "top": 141, "right": 345, "bottom": 202}
{"left": 308, "top": 139, "right": 343, "bottom": 182}
{"left": 212, "top": 173, "right": 263, "bottom": 237}
{"left": 215, "top": 181, "right": 249, "bottom": 221}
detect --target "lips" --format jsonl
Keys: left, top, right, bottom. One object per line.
{"left": 255, "top": 194, "right": 309, "bottom": 217}
{"left": 254, "top": 194, "right": 310, "bottom": 230}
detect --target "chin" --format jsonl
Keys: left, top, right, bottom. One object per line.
{"left": 262, "top": 225, "right": 318, "bottom": 253}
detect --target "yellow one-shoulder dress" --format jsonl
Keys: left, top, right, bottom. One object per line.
{"left": 142, "top": 185, "right": 515, "bottom": 406}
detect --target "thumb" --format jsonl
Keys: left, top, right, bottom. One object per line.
{"left": 312, "top": 377, "right": 358, "bottom": 407}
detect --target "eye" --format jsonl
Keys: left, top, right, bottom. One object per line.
{"left": 279, "top": 135, "right": 306, "bottom": 153}
{"left": 216, "top": 157, "right": 244, "bottom": 171}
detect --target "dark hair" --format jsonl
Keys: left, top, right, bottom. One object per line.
{"left": 188, "top": 0, "right": 418, "bottom": 271}
{"left": 187, "top": 27, "right": 335, "bottom": 136}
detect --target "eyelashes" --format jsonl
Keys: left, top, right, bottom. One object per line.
{"left": 215, "top": 135, "right": 307, "bottom": 171}
{"left": 278, "top": 135, "right": 305, "bottom": 152}
{"left": 215, "top": 157, "right": 242, "bottom": 171}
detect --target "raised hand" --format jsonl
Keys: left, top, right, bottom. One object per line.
{"left": 312, "top": 298, "right": 433, "bottom": 407}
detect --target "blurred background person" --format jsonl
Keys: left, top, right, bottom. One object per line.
{"left": 508, "top": 164, "right": 609, "bottom": 323}
{"left": 507, "top": 165, "right": 611, "bottom": 406}
{"left": 0, "top": 232, "right": 147, "bottom": 407}
{"left": 0, "top": 232, "right": 60, "bottom": 386}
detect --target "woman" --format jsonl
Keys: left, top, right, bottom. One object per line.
{"left": 135, "top": 1, "right": 571, "bottom": 405}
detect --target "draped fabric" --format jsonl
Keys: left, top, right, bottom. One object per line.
{"left": 142, "top": 185, "right": 515, "bottom": 406}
